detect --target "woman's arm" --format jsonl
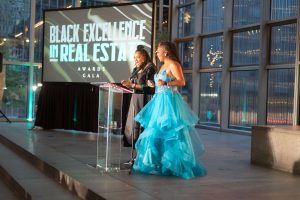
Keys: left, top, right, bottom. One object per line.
{"left": 142, "top": 63, "right": 156, "bottom": 93}
{"left": 166, "top": 61, "right": 185, "bottom": 87}
{"left": 134, "top": 63, "right": 156, "bottom": 92}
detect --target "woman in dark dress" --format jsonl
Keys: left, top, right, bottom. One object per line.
{"left": 121, "top": 45, "right": 156, "bottom": 146}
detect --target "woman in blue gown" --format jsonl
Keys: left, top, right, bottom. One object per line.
{"left": 133, "top": 42, "right": 207, "bottom": 179}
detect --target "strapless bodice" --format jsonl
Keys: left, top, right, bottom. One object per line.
{"left": 154, "top": 70, "right": 177, "bottom": 93}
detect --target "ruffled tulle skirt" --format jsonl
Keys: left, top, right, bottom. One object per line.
{"left": 133, "top": 90, "right": 207, "bottom": 179}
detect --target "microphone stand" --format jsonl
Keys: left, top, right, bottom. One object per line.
{"left": 0, "top": 110, "right": 11, "bottom": 123}
{"left": 129, "top": 78, "right": 136, "bottom": 175}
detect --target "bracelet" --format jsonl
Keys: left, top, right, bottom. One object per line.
{"left": 163, "top": 81, "right": 167, "bottom": 86}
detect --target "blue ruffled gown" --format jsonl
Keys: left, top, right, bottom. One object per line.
{"left": 133, "top": 70, "right": 207, "bottom": 179}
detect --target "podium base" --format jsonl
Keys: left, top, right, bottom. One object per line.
{"left": 96, "top": 161, "right": 131, "bottom": 172}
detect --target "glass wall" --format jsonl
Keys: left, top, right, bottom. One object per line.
{"left": 267, "top": 69, "right": 294, "bottom": 125}
{"left": 0, "top": 0, "right": 31, "bottom": 62}
{"left": 0, "top": 1, "right": 31, "bottom": 120}
{"left": 35, "top": 0, "right": 77, "bottom": 62}
{"left": 233, "top": 0, "right": 261, "bottom": 27}
{"left": 178, "top": 2, "right": 195, "bottom": 37}
{"left": 270, "top": 23, "right": 297, "bottom": 64}
{"left": 180, "top": 73, "right": 193, "bottom": 106}
{"left": 201, "top": 35, "right": 223, "bottom": 68}
{"left": 193, "top": 1, "right": 224, "bottom": 128}
{"left": 232, "top": 29, "right": 261, "bottom": 66}
{"left": 202, "top": 0, "right": 224, "bottom": 33}
{"left": 178, "top": 40, "right": 193, "bottom": 105}
{"left": 0, "top": 65, "right": 29, "bottom": 118}
{"left": 267, "top": 0, "right": 298, "bottom": 125}
{"left": 179, "top": 0, "right": 194, "bottom": 4}
{"left": 175, "top": 0, "right": 298, "bottom": 131}
{"left": 199, "top": 72, "right": 221, "bottom": 126}
{"left": 271, "top": 0, "right": 298, "bottom": 20}
{"left": 179, "top": 41, "right": 194, "bottom": 69}
{"left": 229, "top": 70, "right": 258, "bottom": 130}
{"left": 81, "top": 0, "right": 116, "bottom": 7}
{"left": 0, "top": 64, "right": 41, "bottom": 119}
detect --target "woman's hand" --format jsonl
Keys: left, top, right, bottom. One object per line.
{"left": 157, "top": 79, "right": 166, "bottom": 86}
{"left": 147, "top": 80, "right": 155, "bottom": 88}
{"left": 121, "top": 80, "right": 132, "bottom": 88}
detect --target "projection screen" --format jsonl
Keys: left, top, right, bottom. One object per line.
{"left": 43, "top": 1, "right": 154, "bottom": 83}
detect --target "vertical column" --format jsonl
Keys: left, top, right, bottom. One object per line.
{"left": 257, "top": 0, "right": 270, "bottom": 125}
{"left": 192, "top": 0, "right": 202, "bottom": 113}
{"left": 27, "top": 0, "right": 36, "bottom": 121}
{"left": 293, "top": 1, "right": 300, "bottom": 125}
{"left": 152, "top": 0, "right": 158, "bottom": 58}
{"left": 158, "top": 0, "right": 163, "bottom": 33}
{"left": 220, "top": 0, "right": 233, "bottom": 130}
{"left": 167, "top": 0, "right": 172, "bottom": 40}
{"left": 171, "top": 0, "right": 179, "bottom": 40}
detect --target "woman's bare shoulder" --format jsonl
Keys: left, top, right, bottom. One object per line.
{"left": 168, "top": 60, "right": 181, "bottom": 71}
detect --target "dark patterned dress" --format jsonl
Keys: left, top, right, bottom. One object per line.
{"left": 124, "top": 62, "right": 156, "bottom": 146}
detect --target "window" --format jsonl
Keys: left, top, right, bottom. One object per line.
{"left": 180, "top": 73, "right": 193, "bottom": 105}
{"left": 267, "top": 69, "right": 294, "bottom": 125}
{"left": 179, "top": 0, "right": 194, "bottom": 4}
{"left": 271, "top": 0, "right": 298, "bottom": 20}
{"left": 0, "top": 1, "right": 31, "bottom": 62}
{"left": 81, "top": 0, "right": 114, "bottom": 7}
{"left": 232, "top": 29, "right": 261, "bottom": 66}
{"left": 233, "top": 0, "right": 261, "bottom": 27}
{"left": 0, "top": 65, "right": 29, "bottom": 119}
{"left": 178, "top": 3, "right": 195, "bottom": 37}
{"left": 199, "top": 72, "right": 221, "bottom": 126}
{"left": 229, "top": 70, "right": 258, "bottom": 130}
{"left": 270, "top": 23, "right": 297, "bottom": 64}
{"left": 178, "top": 41, "right": 194, "bottom": 69}
{"left": 202, "top": 0, "right": 224, "bottom": 33}
{"left": 201, "top": 35, "right": 223, "bottom": 68}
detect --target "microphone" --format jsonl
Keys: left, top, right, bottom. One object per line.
{"left": 129, "top": 66, "right": 139, "bottom": 81}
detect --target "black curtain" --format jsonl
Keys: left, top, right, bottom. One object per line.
{"left": 34, "top": 82, "right": 99, "bottom": 132}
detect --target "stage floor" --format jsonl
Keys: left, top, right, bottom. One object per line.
{"left": 1, "top": 122, "right": 300, "bottom": 200}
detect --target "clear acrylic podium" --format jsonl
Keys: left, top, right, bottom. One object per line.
{"left": 94, "top": 82, "right": 132, "bottom": 172}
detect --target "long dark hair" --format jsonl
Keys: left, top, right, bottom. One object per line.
{"left": 158, "top": 41, "right": 181, "bottom": 65}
